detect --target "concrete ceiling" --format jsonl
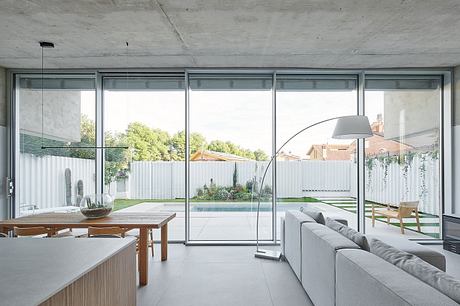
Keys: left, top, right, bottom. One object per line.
{"left": 1, "top": 0, "right": 460, "bottom": 69}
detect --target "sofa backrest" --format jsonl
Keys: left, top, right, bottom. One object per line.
{"left": 336, "top": 249, "right": 458, "bottom": 306}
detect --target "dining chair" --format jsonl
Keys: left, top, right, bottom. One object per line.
{"left": 14, "top": 226, "right": 52, "bottom": 237}
{"left": 87, "top": 226, "right": 127, "bottom": 238}
{"left": 126, "top": 229, "right": 155, "bottom": 257}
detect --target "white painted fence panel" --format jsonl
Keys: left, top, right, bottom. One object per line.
{"left": 19, "top": 153, "right": 95, "bottom": 210}
{"left": 129, "top": 160, "right": 350, "bottom": 199}
{"left": 356, "top": 154, "right": 440, "bottom": 215}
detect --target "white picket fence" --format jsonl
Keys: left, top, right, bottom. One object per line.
{"left": 19, "top": 153, "right": 440, "bottom": 215}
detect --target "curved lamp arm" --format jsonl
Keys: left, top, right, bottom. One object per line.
{"left": 255, "top": 116, "right": 345, "bottom": 251}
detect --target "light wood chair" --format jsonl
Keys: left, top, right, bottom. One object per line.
{"left": 86, "top": 227, "right": 155, "bottom": 257}
{"left": 126, "top": 229, "right": 155, "bottom": 257}
{"left": 372, "top": 201, "right": 421, "bottom": 234}
{"left": 14, "top": 226, "right": 52, "bottom": 237}
{"left": 87, "top": 226, "right": 127, "bottom": 238}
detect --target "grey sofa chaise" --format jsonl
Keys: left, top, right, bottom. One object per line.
{"left": 281, "top": 210, "right": 457, "bottom": 306}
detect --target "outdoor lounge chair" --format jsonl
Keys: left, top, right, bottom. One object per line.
{"left": 371, "top": 201, "right": 421, "bottom": 234}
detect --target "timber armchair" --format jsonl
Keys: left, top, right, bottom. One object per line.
{"left": 371, "top": 201, "right": 421, "bottom": 234}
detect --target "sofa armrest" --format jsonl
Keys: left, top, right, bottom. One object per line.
{"left": 284, "top": 210, "right": 316, "bottom": 280}
{"left": 301, "top": 223, "right": 360, "bottom": 306}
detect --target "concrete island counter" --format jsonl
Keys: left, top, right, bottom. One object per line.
{"left": 0, "top": 237, "right": 137, "bottom": 306}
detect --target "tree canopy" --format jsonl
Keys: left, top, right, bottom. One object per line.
{"left": 20, "top": 116, "right": 269, "bottom": 185}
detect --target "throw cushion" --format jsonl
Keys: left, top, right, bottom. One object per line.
{"left": 325, "top": 217, "right": 369, "bottom": 250}
{"left": 300, "top": 206, "right": 325, "bottom": 224}
{"left": 370, "top": 238, "right": 460, "bottom": 303}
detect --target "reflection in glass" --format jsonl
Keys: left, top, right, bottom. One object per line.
{"left": 365, "top": 78, "right": 441, "bottom": 238}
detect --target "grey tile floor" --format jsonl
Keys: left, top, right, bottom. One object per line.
{"left": 137, "top": 244, "right": 313, "bottom": 306}
{"left": 137, "top": 243, "right": 460, "bottom": 306}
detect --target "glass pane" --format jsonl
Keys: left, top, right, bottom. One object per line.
{"left": 189, "top": 75, "right": 273, "bottom": 241}
{"left": 103, "top": 77, "right": 185, "bottom": 241}
{"left": 18, "top": 76, "right": 96, "bottom": 216}
{"left": 276, "top": 76, "right": 359, "bottom": 233}
{"left": 364, "top": 77, "right": 441, "bottom": 238}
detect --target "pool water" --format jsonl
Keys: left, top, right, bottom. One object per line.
{"left": 190, "top": 202, "right": 307, "bottom": 212}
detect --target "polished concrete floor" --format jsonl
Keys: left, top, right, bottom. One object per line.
{"left": 137, "top": 244, "right": 313, "bottom": 306}
{"left": 137, "top": 242, "right": 460, "bottom": 306}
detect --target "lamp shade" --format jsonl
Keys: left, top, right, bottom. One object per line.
{"left": 332, "top": 115, "right": 373, "bottom": 139}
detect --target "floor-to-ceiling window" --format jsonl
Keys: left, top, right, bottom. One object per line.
{"left": 102, "top": 76, "right": 185, "bottom": 241}
{"left": 275, "top": 75, "right": 359, "bottom": 234}
{"left": 364, "top": 76, "right": 442, "bottom": 239}
{"left": 11, "top": 70, "right": 449, "bottom": 242}
{"left": 188, "top": 74, "right": 273, "bottom": 241}
{"left": 16, "top": 75, "right": 96, "bottom": 217}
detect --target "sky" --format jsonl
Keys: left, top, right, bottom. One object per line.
{"left": 81, "top": 90, "right": 385, "bottom": 157}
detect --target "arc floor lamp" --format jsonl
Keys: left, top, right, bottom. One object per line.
{"left": 255, "top": 115, "right": 373, "bottom": 260}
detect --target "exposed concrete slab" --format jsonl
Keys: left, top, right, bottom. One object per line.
{"left": 1, "top": 0, "right": 460, "bottom": 68}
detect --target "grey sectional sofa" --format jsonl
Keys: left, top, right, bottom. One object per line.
{"left": 281, "top": 210, "right": 457, "bottom": 306}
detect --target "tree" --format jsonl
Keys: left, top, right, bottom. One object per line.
{"left": 253, "top": 149, "right": 269, "bottom": 161}
{"left": 171, "top": 131, "right": 207, "bottom": 160}
{"left": 125, "top": 122, "right": 171, "bottom": 161}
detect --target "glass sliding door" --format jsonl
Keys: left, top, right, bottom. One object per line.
{"left": 364, "top": 76, "right": 442, "bottom": 238}
{"left": 275, "top": 75, "right": 359, "bottom": 233}
{"left": 16, "top": 75, "right": 96, "bottom": 217}
{"left": 103, "top": 76, "right": 185, "bottom": 241}
{"left": 188, "top": 74, "right": 273, "bottom": 241}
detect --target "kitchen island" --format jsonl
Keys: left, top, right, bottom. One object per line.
{"left": 0, "top": 237, "right": 136, "bottom": 306}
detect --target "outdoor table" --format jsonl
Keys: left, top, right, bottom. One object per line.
{"left": 0, "top": 211, "right": 176, "bottom": 286}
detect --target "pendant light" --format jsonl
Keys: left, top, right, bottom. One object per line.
{"left": 40, "top": 41, "right": 128, "bottom": 150}
{"left": 39, "top": 41, "right": 54, "bottom": 149}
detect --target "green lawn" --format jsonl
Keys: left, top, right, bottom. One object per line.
{"left": 114, "top": 197, "right": 319, "bottom": 211}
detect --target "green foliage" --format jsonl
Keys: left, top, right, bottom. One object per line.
{"left": 171, "top": 131, "right": 207, "bottom": 160}
{"left": 20, "top": 115, "right": 269, "bottom": 186}
{"left": 194, "top": 179, "right": 272, "bottom": 201}
{"left": 253, "top": 149, "right": 269, "bottom": 161}
{"left": 126, "top": 122, "right": 170, "bottom": 161}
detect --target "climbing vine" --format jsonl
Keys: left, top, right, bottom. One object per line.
{"left": 365, "top": 150, "right": 438, "bottom": 198}
{"left": 419, "top": 154, "right": 428, "bottom": 199}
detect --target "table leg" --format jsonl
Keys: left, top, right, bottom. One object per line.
{"left": 161, "top": 223, "right": 168, "bottom": 261}
{"left": 139, "top": 228, "right": 148, "bottom": 286}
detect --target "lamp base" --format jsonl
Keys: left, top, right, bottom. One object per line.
{"left": 254, "top": 249, "right": 282, "bottom": 261}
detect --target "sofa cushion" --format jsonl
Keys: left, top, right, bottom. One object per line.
{"left": 325, "top": 217, "right": 369, "bottom": 251}
{"left": 370, "top": 238, "right": 460, "bottom": 303}
{"left": 300, "top": 206, "right": 325, "bottom": 224}
{"left": 367, "top": 234, "right": 446, "bottom": 271}
{"left": 336, "top": 249, "right": 459, "bottom": 306}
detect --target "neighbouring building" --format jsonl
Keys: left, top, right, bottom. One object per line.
{"left": 190, "top": 150, "right": 251, "bottom": 161}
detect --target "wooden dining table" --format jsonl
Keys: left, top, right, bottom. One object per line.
{"left": 0, "top": 211, "right": 176, "bottom": 286}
